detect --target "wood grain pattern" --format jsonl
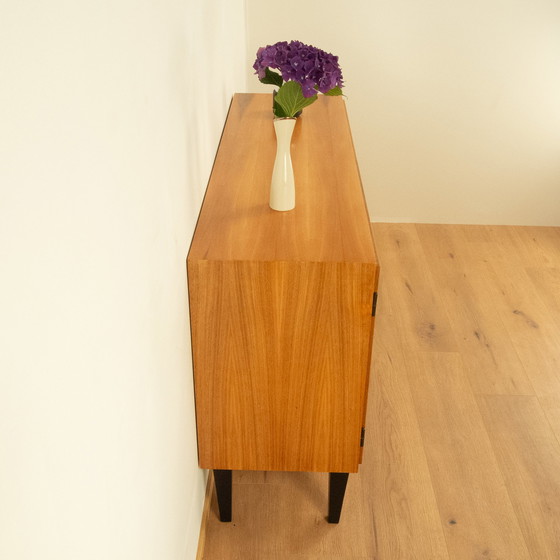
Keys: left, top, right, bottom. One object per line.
{"left": 478, "top": 395, "right": 560, "bottom": 559}
{"left": 188, "top": 94, "right": 377, "bottom": 264}
{"left": 450, "top": 225, "right": 560, "bottom": 399}
{"left": 369, "top": 224, "right": 457, "bottom": 353}
{"left": 404, "top": 351, "right": 531, "bottom": 560}
{"left": 415, "top": 224, "right": 534, "bottom": 395}
{"left": 374, "top": 224, "right": 531, "bottom": 559}
{"left": 368, "top": 288, "right": 450, "bottom": 559}
{"left": 189, "top": 260, "right": 376, "bottom": 472}
{"left": 188, "top": 94, "right": 379, "bottom": 473}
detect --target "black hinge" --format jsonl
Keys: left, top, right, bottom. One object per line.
{"left": 371, "top": 292, "right": 378, "bottom": 317}
{"left": 360, "top": 427, "right": 366, "bottom": 447}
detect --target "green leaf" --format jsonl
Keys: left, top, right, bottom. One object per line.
{"left": 274, "top": 81, "right": 317, "bottom": 118}
{"left": 324, "top": 86, "right": 343, "bottom": 96}
{"left": 260, "top": 68, "right": 283, "bottom": 88}
{"left": 273, "top": 99, "right": 288, "bottom": 118}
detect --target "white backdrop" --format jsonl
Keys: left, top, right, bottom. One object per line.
{"left": 246, "top": 0, "right": 560, "bottom": 225}
{"left": 0, "top": 1, "right": 245, "bottom": 558}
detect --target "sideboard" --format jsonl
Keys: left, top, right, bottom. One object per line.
{"left": 187, "top": 93, "right": 379, "bottom": 523}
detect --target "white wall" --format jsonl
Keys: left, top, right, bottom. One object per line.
{"left": 0, "top": 1, "right": 245, "bottom": 559}
{"left": 246, "top": 0, "right": 560, "bottom": 225}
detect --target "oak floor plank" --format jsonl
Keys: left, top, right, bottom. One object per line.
{"left": 368, "top": 283, "right": 450, "bottom": 560}
{"left": 401, "top": 351, "right": 531, "bottom": 560}
{"left": 415, "top": 224, "right": 533, "bottom": 395}
{"left": 507, "top": 226, "right": 560, "bottom": 268}
{"left": 370, "top": 224, "right": 457, "bottom": 353}
{"left": 477, "top": 395, "right": 560, "bottom": 559}
{"left": 525, "top": 266, "right": 560, "bottom": 330}
{"left": 539, "top": 395, "right": 560, "bottom": 445}
{"left": 456, "top": 224, "right": 559, "bottom": 269}
{"left": 452, "top": 226, "right": 560, "bottom": 398}
{"left": 496, "top": 272, "right": 560, "bottom": 397}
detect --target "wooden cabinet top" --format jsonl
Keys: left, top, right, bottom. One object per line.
{"left": 189, "top": 93, "right": 377, "bottom": 265}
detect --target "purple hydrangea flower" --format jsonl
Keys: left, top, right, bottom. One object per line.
{"left": 253, "top": 40, "right": 344, "bottom": 98}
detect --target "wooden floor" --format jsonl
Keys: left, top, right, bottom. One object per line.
{"left": 198, "top": 224, "right": 560, "bottom": 560}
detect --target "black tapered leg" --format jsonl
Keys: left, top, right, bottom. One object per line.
{"left": 213, "top": 469, "right": 232, "bottom": 522}
{"left": 328, "top": 472, "right": 349, "bottom": 523}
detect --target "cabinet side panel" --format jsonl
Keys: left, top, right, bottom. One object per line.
{"left": 188, "top": 260, "right": 270, "bottom": 470}
{"left": 188, "top": 260, "right": 376, "bottom": 473}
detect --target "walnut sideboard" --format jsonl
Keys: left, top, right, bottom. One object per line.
{"left": 187, "top": 93, "right": 379, "bottom": 523}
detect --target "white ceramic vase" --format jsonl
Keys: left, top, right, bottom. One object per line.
{"left": 270, "top": 117, "right": 296, "bottom": 211}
